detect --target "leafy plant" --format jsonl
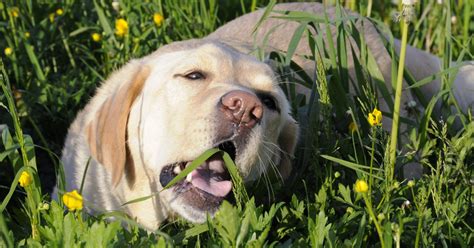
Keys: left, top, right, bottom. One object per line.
{"left": 1, "top": 0, "right": 473, "bottom": 247}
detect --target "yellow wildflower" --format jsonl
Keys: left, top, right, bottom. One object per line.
{"left": 367, "top": 108, "right": 382, "bottom": 126}
{"left": 25, "top": 32, "right": 30, "bottom": 38}
{"left": 4, "top": 47, "right": 13, "bottom": 56}
{"left": 56, "top": 8, "right": 64, "bottom": 16}
{"left": 354, "top": 179, "right": 369, "bottom": 193}
{"left": 407, "top": 180, "right": 415, "bottom": 188}
{"left": 348, "top": 121, "right": 358, "bottom": 133}
{"left": 115, "top": 18, "right": 128, "bottom": 37}
{"left": 62, "top": 190, "right": 83, "bottom": 211}
{"left": 153, "top": 13, "right": 164, "bottom": 26}
{"left": 49, "top": 13, "right": 55, "bottom": 22}
{"left": 19, "top": 171, "right": 33, "bottom": 187}
{"left": 10, "top": 7, "right": 19, "bottom": 18}
{"left": 91, "top": 32, "right": 102, "bottom": 42}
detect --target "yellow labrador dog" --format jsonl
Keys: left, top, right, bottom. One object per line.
{"left": 57, "top": 3, "right": 473, "bottom": 230}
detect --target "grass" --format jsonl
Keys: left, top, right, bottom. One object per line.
{"left": 1, "top": 0, "right": 473, "bottom": 246}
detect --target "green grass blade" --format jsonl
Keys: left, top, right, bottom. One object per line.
{"left": 79, "top": 157, "right": 92, "bottom": 195}
{"left": 93, "top": 0, "right": 118, "bottom": 46}
{"left": 222, "top": 151, "right": 249, "bottom": 207}
{"left": 251, "top": 0, "right": 276, "bottom": 34}
{"left": 407, "top": 62, "right": 467, "bottom": 89}
{"left": 284, "top": 22, "right": 307, "bottom": 65}
{"left": 0, "top": 212, "right": 14, "bottom": 247}
{"left": 173, "top": 223, "right": 209, "bottom": 241}
{"left": 23, "top": 42, "right": 46, "bottom": 82}
{"left": 321, "top": 155, "right": 384, "bottom": 180}
{"left": 418, "top": 89, "right": 450, "bottom": 145}
{"left": 0, "top": 166, "right": 34, "bottom": 213}
{"left": 0, "top": 59, "right": 35, "bottom": 171}
{"left": 121, "top": 192, "right": 160, "bottom": 207}
{"left": 161, "top": 148, "right": 221, "bottom": 191}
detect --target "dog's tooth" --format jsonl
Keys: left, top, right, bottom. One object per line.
{"left": 173, "top": 165, "right": 181, "bottom": 174}
{"left": 186, "top": 173, "right": 193, "bottom": 182}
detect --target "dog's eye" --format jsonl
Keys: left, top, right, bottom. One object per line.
{"left": 184, "top": 71, "right": 205, "bottom": 80}
{"left": 258, "top": 93, "right": 279, "bottom": 112}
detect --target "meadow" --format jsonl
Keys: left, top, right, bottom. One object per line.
{"left": 0, "top": 0, "right": 473, "bottom": 247}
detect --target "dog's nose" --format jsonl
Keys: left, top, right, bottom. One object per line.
{"left": 221, "top": 90, "right": 263, "bottom": 128}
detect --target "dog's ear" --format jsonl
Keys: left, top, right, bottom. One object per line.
{"left": 278, "top": 118, "right": 299, "bottom": 180}
{"left": 86, "top": 64, "right": 150, "bottom": 187}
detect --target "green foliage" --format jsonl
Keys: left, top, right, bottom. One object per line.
{"left": 1, "top": 0, "right": 473, "bottom": 247}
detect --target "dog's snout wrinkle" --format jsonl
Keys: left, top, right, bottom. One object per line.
{"left": 221, "top": 90, "right": 263, "bottom": 129}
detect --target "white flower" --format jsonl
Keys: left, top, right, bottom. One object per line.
{"left": 401, "top": 200, "right": 411, "bottom": 209}
{"left": 112, "top": 0, "right": 120, "bottom": 12}
{"left": 402, "top": 0, "right": 417, "bottom": 5}
{"left": 407, "top": 100, "right": 417, "bottom": 108}
{"left": 451, "top": 16, "right": 457, "bottom": 24}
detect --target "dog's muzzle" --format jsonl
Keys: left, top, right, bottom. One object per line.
{"left": 159, "top": 90, "right": 263, "bottom": 214}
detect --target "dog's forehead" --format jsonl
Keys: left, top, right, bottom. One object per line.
{"left": 150, "top": 40, "right": 277, "bottom": 91}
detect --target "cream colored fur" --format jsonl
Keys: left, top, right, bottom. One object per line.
{"left": 55, "top": 3, "right": 473, "bottom": 231}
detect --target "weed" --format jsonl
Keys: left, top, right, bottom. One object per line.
{"left": 1, "top": 0, "right": 472, "bottom": 247}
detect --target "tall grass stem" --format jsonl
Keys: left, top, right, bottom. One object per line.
{"left": 367, "top": 0, "right": 373, "bottom": 17}
{"left": 362, "top": 194, "right": 385, "bottom": 248}
{"left": 388, "top": 20, "right": 409, "bottom": 181}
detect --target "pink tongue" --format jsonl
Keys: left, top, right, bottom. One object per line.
{"left": 190, "top": 158, "right": 233, "bottom": 197}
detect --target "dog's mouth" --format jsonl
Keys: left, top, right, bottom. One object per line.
{"left": 159, "top": 141, "right": 237, "bottom": 212}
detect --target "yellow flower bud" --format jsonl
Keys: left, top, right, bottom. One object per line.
{"left": 348, "top": 121, "right": 358, "bottom": 133}
{"left": 4, "top": 47, "right": 13, "bottom": 56}
{"left": 91, "top": 33, "right": 102, "bottom": 42}
{"left": 10, "top": 7, "right": 19, "bottom": 18}
{"left": 49, "top": 13, "right": 55, "bottom": 22}
{"left": 407, "top": 180, "right": 415, "bottom": 188}
{"left": 367, "top": 108, "right": 382, "bottom": 126}
{"left": 354, "top": 179, "right": 369, "bottom": 193}
{"left": 377, "top": 213, "right": 385, "bottom": 221}
{"left": 346, "top": 207, "right": 354, "bottom": 214}
{"left": 56, "top": 8, "right": 64, "bottom": 15}
{"left": 115, "top": 18, "right": 129, "bottom": 37}
{"left": 393, "top": 181, "right": 400, "bottom": 189}
{"left": 19, "top": 171, "right": 33, "bottom": 187}
{"left": 62, "top": 190, "right": 83, "bottom": 211}
{"left": 39, "top": 202, "right": 50, "bottom": 211}
{"left": 153, "top": 13, "right": 164, "bottom": 26}
{"left": 25, "top": 32, "right": 30, "bottom": 38}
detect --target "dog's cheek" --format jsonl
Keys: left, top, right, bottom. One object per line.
{"left": 277, "top": 117, "right": 299, "bottom": 180}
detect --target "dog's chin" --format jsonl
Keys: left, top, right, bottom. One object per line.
{"left": 159, "top": 142, "right": 237, "bottom": 222}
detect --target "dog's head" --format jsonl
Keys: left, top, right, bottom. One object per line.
{"left": 86, "top": 40, "right": 298, "bottom": 223}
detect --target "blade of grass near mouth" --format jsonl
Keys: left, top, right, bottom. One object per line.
{"left": 162, "top": 148, "right": 221, "bottom": 191}
{"left": 122, "top": 148, "right": 221, "bottom": 206}
{"left": 222, "top": 151, "right": 249, "bottom": 207}
{"left": 122, "top": 148, "right": 248, "bottom": 207}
